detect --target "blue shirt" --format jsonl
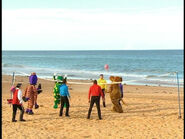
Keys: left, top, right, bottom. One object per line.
{"left": 60, "top": 84, "right": 70, "bottom": 97}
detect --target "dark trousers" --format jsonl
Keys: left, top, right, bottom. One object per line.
{"left": 12, "top": 104, "right": 24, "bottom": 120}
{"left": 102, "top": 89, "right": 106, "bottom": 107}
{"left": 59, "top": 96, "right": 69, "bottom": 116}
{"left": 87, "top": 96, "right": 102, "bottom": 119}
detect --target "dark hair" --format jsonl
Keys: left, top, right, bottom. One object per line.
{"left": 93, "top": 80, "right": 97, "bottom": 84}
{"left": 63, "top": 79, "right": 66, "bottom": 84}
{"left": 16, "top": 83, "right": 22, "bottom": 88}
{"left": 100, "top": 74, "right": 103, "bottom": 76}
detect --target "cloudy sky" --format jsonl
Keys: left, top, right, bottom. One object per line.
{"left": 2, "top": 0, "right": 183, "bottom": 50}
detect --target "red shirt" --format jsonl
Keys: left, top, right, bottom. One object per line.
{"left": 88, "top": 84, "right": 104, "bottom": 100}
{"left": 12, "top": 89, "right": 21, "bottom": 105}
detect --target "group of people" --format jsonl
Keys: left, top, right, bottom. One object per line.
{"left": 10, "top": 72, "right": 42, "bottom": 122}
{"left": 10, "top": 73, "right": 124, "bottom": 122}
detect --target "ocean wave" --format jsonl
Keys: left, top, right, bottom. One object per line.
{"left": 2, "top": 65, "right": 184, "bottom": 87}
{"left": 2, "top": 63, "right": 25, "bottom": 68}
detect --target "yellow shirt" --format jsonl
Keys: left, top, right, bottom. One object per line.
{"left": 97, "top": 78, "right": 107, "bottom": 89}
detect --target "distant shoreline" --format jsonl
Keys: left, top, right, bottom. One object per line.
{"left": 2, "top": 49, "right": 184, "bottom": 51}
{"left": 2, "top": 74, "right": 183, "bottom": 88}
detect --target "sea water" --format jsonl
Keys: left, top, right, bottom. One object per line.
{"left": 2, "top": 50, "right": 184, "bottom": 87}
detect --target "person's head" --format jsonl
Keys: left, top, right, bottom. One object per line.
{"left": 31, "top": 72, "right": 36, "bottom": 75}
{"left": 16, "top": 83, "right": 22, "bottom": 88}
{"left": 93, "top": 80, "right": 97, "bottom": 84}
{"left": 120, "top": 77, "right": 123, "bottom": 82}
{"left": 63, "top": 78, "right": 67, "bottom": 84}
{"left": 100, "top": 74, "right": 104, "bottom": 79}
{"left": 29, "top": 72, "right": 38, "bottom": 85}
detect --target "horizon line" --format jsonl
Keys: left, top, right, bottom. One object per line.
{"left": 2, "top": 49, "right": 184, "bottom": 51}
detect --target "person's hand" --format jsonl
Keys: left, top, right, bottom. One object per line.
{"left": 26, "top": 97, "right": 29, "bottom": 101}
{"left": 22, "top": 97, "right": 29, "bottom": 102}
{"left": 88, "top": 100, "right": 90, "bottom": 103}
{"left": 102, "top": 98, "right": 105, "bottom": 102}
{"left": 10, "top": 86, "right": 15, "bottom": 92}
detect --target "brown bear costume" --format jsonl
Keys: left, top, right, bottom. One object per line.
{"left": 108, "top": 76, "right": 123, "bottom": 113}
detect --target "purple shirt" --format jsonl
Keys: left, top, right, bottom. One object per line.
{"left": 119, "top": 83, "right": 123, "bottom": 98}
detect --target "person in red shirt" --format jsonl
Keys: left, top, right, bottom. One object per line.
{"left": 87, "top": 80, "right": 104, "bottom": 120}
{"left": 12, "top": 83, "right": 26, "bottom": 122}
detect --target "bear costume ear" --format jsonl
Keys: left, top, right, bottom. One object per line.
{"left": 109, "top": 76, "right": 114, "bottom": 81}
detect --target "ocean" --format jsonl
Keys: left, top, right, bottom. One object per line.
{"left": 2, "top": 50, "right": 184, "bottom": 87}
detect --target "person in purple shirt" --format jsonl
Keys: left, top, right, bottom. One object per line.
{"left": 119, "top": 77, "right": 123, "bottom": 98}
{"left": 119, "top": 77, "right": 124, "bottom": 105}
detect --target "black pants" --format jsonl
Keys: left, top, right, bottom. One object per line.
{"left": 87, "top": 96, "right": 102, "bottom": 119}
{"left": 59, "top": 96, "right": 69, "bottom": 116}
{"left": 102, "top": 89, "right": 106, "bottom": 107}
{"left": 12, "top": 104, "right": 24, "bottom": 120}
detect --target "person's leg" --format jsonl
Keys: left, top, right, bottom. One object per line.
{"left": 95, "top": 97, "right": 102, "bottom": 119}
{"left": 65, "top": 97, "right": 70, "bottom": 116}
{"left": 26, "top": 100, "right": 30, "bottom": 113}
{"left": 59, "top": 97, "right": 65, "bottom": 116}
{"left": 87, "top": 97, "right": 95, "bottom": 119}
{"left": 28, "top": 95, "right": 34, "bottom": 114}
{"left": 34, "top": 93, "right": 39, "bottom": 109}
{"left": 112, "top": 99, "right": 123, "bottom": 113}
{"left": 17, "top": 105, "right": 25, "bottom": 121}
{"left": 102, "top": 89, "right": 106, "bottom": 107}
{"left": 12, "top": 104, "right": 17, "bottom": 122}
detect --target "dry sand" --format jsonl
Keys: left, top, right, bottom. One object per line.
{"left": 2, "top": 75, "right": 184, "bottom": 139}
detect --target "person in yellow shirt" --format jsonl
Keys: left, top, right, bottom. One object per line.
{"left": 97, "top": 74, "right": 107, "bottom": 107}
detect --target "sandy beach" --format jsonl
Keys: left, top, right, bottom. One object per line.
{"left": 2, "top": 75, "right": 184, "bottom": 139}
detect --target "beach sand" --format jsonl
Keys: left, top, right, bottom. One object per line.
{"left": 2, "top": 75, "right": 184, "bottom": 139}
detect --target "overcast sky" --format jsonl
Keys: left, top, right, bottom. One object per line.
{"left": 2, "top": 0, "right": 184, "bottom": 50}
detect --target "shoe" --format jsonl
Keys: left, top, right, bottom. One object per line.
{"left": 87, "top": 117, "right": 90, "bottom": 119}
{"left": 12, "top": 119, "right": 17, "bottom": 122}
{"left": 59, "top": 114, "right": 62, "bottom": 117}
{"left": 28, "top": 110, "right": 34, "bottom": 115}
{"left": 35, "top": 104, "right": 39, "bottom": 109}
{"left": 65, "top": 115, "right": 70, "bottom": 117}
{"left": 25, "top": 109, "right": 29, "bottom": 113}
{"left": 99, "top": 118, "right": 102, "bottom": 120}
{"left": 20, "top": 119, "right": 26, "bottom": 122}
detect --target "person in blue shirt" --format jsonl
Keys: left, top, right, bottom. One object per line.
{"left": 59, "top": 79, "right": 70, "bottom": 117}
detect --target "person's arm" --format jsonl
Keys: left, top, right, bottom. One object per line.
{"left": 104, "top": 80, "right": 107, "bottom": 90}
{"left": 66, "top": 86, "right": 70, "bottom": 98}
{"left": 59, "top": 86, "right": 62, "bottom": 96}
{"left": 99, "top": 87, "right": 104, "bottom": 99}
{"left": 122, "top": 84, "right": 124, "bottom": 98}
{"left": 18, "top": 89, "right": 23, "bottom": 104}
{"left": 88, "top": 87, "right": 91, "bottom": 102}
{"left": 108, "top": 84, "right": 113, "bottom": 93}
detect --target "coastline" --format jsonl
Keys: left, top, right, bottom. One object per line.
{"left": 2, "top": 73, "right": 183, "bottom": 87}
{"left": 2, "top": 75, "right": 184, "bottom": 138}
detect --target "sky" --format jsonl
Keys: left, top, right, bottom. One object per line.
{"left": 2, "top": 0, "right": 184, "bottom": 50}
